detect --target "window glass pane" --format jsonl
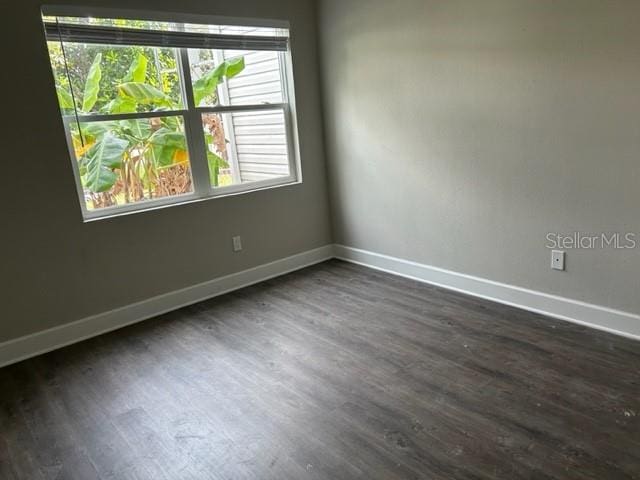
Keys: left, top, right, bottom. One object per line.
{"left": 70, "top": 115, "right": 193, "bottom": 211}
{"left": 47, "top": 41, "right": 76, "bottom": 116}
{"left": 46, "top": 41, "right": 183, "bottom": 115}
{"left": 43, "top": 16, "right": 174, "bottom": 31}
{"left": 189, "top": 48, "right": 284, "bottom": 107}
{"left": 202, "top": 109, "right": 290, "bottom": 187}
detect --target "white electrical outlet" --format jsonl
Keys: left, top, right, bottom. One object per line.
{"left": 232, "top": 236, "right": 242, "bottom": 252}
{"left": 551, "top": 250, "right": 565, "bottom": 271}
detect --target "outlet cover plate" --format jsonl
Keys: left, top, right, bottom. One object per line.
{"left": 551, "top": 250, "right": 565, "bottom": 271}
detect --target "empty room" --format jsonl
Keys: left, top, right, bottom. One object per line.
{"left": 1, "top": 0, "right": 639, "bottom": 478}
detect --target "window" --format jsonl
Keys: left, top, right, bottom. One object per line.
{"left": 42, "top": 10, "right": 300, "bottom": 220}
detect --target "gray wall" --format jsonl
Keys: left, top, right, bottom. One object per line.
{"left": 1, "top": 0, "right": 332, "bottom": 342}
{"left": 319, "top": 0, "right": 640, "bottom": 314}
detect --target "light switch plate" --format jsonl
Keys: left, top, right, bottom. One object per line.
{"left": 232, "top": 236, "right": 242, "bottom": 252}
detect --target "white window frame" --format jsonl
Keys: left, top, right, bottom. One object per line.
{"left": 42, "top": 6, "right": 302, "bottom": 222}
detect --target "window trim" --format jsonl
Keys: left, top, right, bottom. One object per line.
{"left": 43, "top": 7, "right": 301, "bottom": 221}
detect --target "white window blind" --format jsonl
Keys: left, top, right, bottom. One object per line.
{"left": 44, "top": 22, "right": 289, "bottom": 51}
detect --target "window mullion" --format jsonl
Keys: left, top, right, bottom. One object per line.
{"left": 65, "top": 110, "right": 188, "bottom": 123}
{"left": 195, "top": 103, "right": 288, "bottom": 114}
{"left": 177, "top": 47, "right": 211, "bottom": 197}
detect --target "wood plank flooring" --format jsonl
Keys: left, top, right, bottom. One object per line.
{"left": 1, "top": 259, "right": 639, "bottom": 479}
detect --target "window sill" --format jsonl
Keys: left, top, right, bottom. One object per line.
{"left": 82, "top": 177, "right": 301, "bottom": 223}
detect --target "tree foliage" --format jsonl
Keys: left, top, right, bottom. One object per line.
{"left": 47, "top": 43, "right": 244, "bottom": 209}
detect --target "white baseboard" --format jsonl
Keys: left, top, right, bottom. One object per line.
{"left": 2, "top": 242, "right": 637, "bottom": 368}
{"left": 334, "top": 244, "right": 640, "bottom": 341}
{"left": 0, "top": 245, "right": 334, "bottom": 368}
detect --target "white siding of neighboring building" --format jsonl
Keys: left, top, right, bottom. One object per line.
{"left": 219, "top": 27, "right": 290, "bottom": 183}
{"left": 232, "top": 110, "right": 289, "bottom": 181}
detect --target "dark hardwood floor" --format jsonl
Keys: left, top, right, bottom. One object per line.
{"left": 1, "top": 260, "right": 639, "bottom": 479}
